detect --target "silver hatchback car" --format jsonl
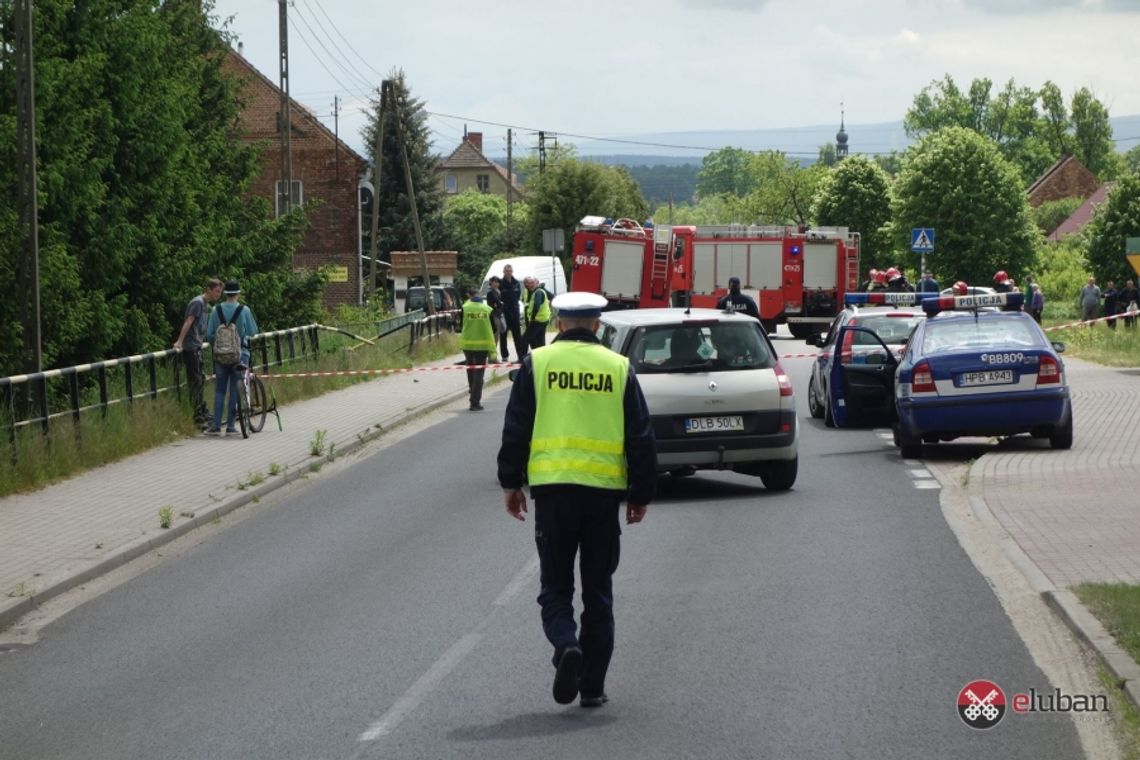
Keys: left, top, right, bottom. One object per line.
{"left": 597, "top": 308, "right": 798, "bottom": 490}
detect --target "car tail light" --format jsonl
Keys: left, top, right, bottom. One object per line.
{"left": 1037, "top": 355, "right": 1061, "bottom": 385}
{"left": 839, "top": 329, "right": 855, "bottom": 365}
{"left": 911, "top": 360, "right": 936, "bottom": 394}
{"left": 774, "top": 363, "right": 793, "bottom": 397}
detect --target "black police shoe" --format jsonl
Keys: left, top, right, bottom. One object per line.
{"left": 580, "top": 693, "right": 608, "bottom": 708}
{"left": 552, "top": 646, "right": 582, "bottom": 705}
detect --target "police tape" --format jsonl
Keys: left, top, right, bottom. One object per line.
{"left": 263, "top": 362, "right": 520, "bottom": 379}
{"left": 1042, "top": 308, "right": 1139, "bottom": 332}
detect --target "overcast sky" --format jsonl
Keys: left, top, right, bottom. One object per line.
{"left": 210, "top": 0, "right": 1140, "bottom": 159}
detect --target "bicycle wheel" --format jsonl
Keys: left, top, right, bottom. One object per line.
{"left": 248, "top": 375, "right": 268, "bottom": 433}
{"left": 236, "top": 373, "right": 251, "bottom": 439}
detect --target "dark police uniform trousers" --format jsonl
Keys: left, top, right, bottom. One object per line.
{"left": 534, "top": 487, "right": 621, "bottom": 697}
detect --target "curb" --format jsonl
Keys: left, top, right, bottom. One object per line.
{"left": 965, "top": 458, "right": 1140, "bottom": 713}
{"left": 0, "top": 384, "right": 472, "bottom": 633}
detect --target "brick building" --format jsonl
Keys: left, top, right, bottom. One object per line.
{"left": 222, "top": 50, "right": 369, "bottom": 310}
{"left": 435, "top": 131, "right": 524, "bottom": 202}
{"left": 1027, "top": 154, "right": 1100, "bottom": 208}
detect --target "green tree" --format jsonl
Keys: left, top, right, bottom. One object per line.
{"left": 523, "top": 158, "right": 648, "bottom": 265}
{"left": 1030, "top": 197, "right": 1083, "bottom": 236}
{"left": 0, "top": 0, "right": 314, "bottom": 374}
{"left": 817, "top": 143, "right": 837, "bottom": 168}
{"left": 648, "top": 194, "right": 751, "bottom": 226}
{"left": 1124, "top": 145, "right": 1140, "bottom": 176}
{"left": 738, "top": 153, "right": 824, "bottom": 226}
{"left": 696, "top": 147, "right": 755, "bottom": 197}
{"left": 1070, "top": 87, "right": 1116, "bottom": 179}
{"left": 443, "top": 190, "right": 519, "bottom": 291}
{"left": 359, "top": 70, "right": 445, "bottom": 268}
{"left": 1086, "top": 172, "right": 1140, "bottom": 286}
{"left": 893, "top": 127, "right": 1040, "bottom": 286}
{"left": 812, "top": 156, "right": 894, "bottom": 277}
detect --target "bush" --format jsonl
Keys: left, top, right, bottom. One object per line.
{"left": 1037, "top": 237, "right": 1090, "bottom": 321}
{"left": 1031, "top": 197, "right": 1083, "bottom": 236}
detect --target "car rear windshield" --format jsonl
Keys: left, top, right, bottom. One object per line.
{"left": 627, "top": 322, "right": 775, "bottom": 373}
{"left": 921, "top": 317, "right": 1043, "bottom": 353}
{"left": 851, "top": 314, "right": 923, "bottom": 345}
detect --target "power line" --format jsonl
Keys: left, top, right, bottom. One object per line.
{"left": 305, "top": 0, "right": 388, "bottom": 79}
{"left": 296, "top": 0, "right": 376, "bottom": 90}
{"left": 289, "top": 2, "right": 372, "bottom": 92}
{"left": 287, "top": 16, "right": 359, "bottom": 96}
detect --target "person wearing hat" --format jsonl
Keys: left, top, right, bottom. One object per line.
{"left": 886, "top": 267, "right": 914, "bottom": 293}
{"left": 459, "top": 286, "right": 496, "bottom": 411}
{"left": 174, "top": 277, "right": 224, "bottom": 428}
{"left": 204, "top": 280, "right": 258, "bottom": 435}
{"left": 715, "top": 276, "right": 760, "bottom": 320}
{"left": 498, "top": 291, "right": 657, "bottom": 709}
{"left": 916, "top": 270, "right": 939, "bottom": 294}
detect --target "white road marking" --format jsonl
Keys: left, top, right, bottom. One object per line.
{"left": 913, "top": 480, "right": 942, "bottom": 490}
{"left": 358, "top": 556, "right": 538, "bottom": 742}
{"left": 358, "top": 632, "right": 482, "bottom": 741}
{"left": 908, "top": 468, "right": 932, "bottom": 479}
{"left": 493, "top": 556, "right": 540, "bottom": 607}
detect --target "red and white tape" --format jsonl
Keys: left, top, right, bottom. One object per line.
{"left": 264, "top": 362, "right": 520, "bottom": 379}
{"left": 1043, "top": 308, "right": 1138, "bottom": 332}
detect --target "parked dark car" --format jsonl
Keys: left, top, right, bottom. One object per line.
{"left": 405, "top": 286, "right": 462, "bottom": 328}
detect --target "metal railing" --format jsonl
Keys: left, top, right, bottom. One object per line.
{"left": 0, "top": 310, "right": 458, "bottom": 442}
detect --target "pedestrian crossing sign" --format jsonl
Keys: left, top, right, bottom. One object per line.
{"left": 911, "top": 228, "right": 935, "bottom": 253}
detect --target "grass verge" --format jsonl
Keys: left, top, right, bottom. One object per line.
{"left": 0, "top": 330, "right": 459, "bottom": 498}
{"left": 1073, "top": 582, "right": 1140, "bottom": 665}
{"left": 1044, "top": 319, "right": 1140, "bottom": 367}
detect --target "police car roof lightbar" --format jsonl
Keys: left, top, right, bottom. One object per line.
{"left": 844, "top": 292, "right": 941, "bottom": 306}
{"left": 922, "top": 292, "right": 1024, "bottom": 314}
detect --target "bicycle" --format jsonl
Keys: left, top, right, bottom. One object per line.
{"left": 235, "top": 364, "right": 282, "bottom": 439}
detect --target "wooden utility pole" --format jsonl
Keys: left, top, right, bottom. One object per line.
{"left": 278, "top": 0, "right": 292, "bottom": 219}
{"left": 15, "top": 0, "right": 41, "bottom": 374}
{"left": 392, "top": 91, "right": 435, "bottom": 316}
{"left": 367, "top": 81, "right": 388, "bottom": 302}
{"left": 333, "top": 94, "right": 340, "bottom": 182}
{"left": 506, "top": 128, "right": 513, "bottom": 252}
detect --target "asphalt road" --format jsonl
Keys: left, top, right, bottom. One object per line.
{"left": 0, "top": 347, "right": 1085, "bottom": 759}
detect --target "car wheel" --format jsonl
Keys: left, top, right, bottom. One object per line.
{"left": 1050, "top": 414, "right": 1073, "bottom": 450}
{"left": 823, "top": 393, "right": 835, "bottom": 428}
{"left": 669, "top": 467, "right": 696, "bottom": 478}
{"left": 807, "top": 376, "right": 824, "bottom": 419}
{"left": 761, "top": 319, "right": 778, "bottom": 335}
{"left": 789, "top": 323, "right": 816, "bottom": 341}
{"left": 759, "top": 457, "right": 797, "bottom": 491}
{"left": 894, "top": 422, "right": 923, "bottom": 459}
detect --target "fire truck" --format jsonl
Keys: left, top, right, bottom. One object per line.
{"left": 569, "top": 216, "right": 860, "bottom": 338}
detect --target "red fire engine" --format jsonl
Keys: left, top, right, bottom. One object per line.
{"left": 569, "top": 216, "right": 860, "bottom": 337}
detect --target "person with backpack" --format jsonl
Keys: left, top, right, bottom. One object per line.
{"left": 205, "top": 280, "right": 259, "bottom": 436}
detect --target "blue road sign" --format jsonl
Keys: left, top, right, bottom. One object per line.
{"left": 911, "top": 228, "right": 935, "bottom": 253}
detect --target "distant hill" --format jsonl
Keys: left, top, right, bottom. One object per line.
{"left": 494, "top": 114, "right": 1139, "bottom": 164}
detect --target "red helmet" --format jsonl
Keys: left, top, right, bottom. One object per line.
{"left": 873, "top": 270, "right": 888, "bottom": 284}
{"left": 994, "top": 270, "right": 1010, "bottom": 284}
{"left": 886, "top": 267, "right": 902, "bottom": 281}
{"left": 952, "top": 280, "right": 968, "bottom": 296}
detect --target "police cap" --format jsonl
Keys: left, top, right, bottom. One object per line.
{"left": 552, "top": 291, "right": 608, "bottom": 318}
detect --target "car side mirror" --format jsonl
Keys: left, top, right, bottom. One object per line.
{"left": 1051, "top": 341, "right": 1065, "bottom": 354}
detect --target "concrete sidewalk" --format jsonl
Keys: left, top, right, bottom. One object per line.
{"left": 1, "top": 351, "right": 1137, "bottom": 707}
{"left": 0, "top": 353, "right": 506, "bottom": 629}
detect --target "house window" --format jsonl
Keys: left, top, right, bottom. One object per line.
{"left": 444, "top": 174, "right": 458, "bottom": 194}
{"left": 275, "top": 180, "right": 303, "bottom": 217}
{"left": 476, "top": 174, "right": 490, "bottom": 193}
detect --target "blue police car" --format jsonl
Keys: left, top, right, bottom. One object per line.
{"left": 812, "top": 292, "right": 935, "bottom": 428}
{"left": 856, "top": 292, "right": 1073, "bottom": 458}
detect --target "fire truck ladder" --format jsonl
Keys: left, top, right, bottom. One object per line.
{"left": 649, "top": 240, "right": 670, "bottom": 300}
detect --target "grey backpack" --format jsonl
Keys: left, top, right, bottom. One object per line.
{"left": 212, "top": 304, "right": 244, "bottom": 365}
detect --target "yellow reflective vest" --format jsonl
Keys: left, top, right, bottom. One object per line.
{"left": 459, "top": 299, "right": 496, "bottom": 352}
{"left": 528, "top": 341, "right": 628, "bottom": 490}
{"left": 524, "top": 287, "right": 552, "bottom": 324}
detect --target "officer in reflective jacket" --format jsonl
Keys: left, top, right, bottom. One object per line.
{"left": 498, "top": 291, "right": 657, "bottom": 708}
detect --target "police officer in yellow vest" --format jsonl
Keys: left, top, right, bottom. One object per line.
{"left": 497, "top": 291, "right": 657, "bottom": 708}
{"left": 459, "top": 287, "right": 496, "bottom": 411}
{"left": 522, "top": 276, "right": 552, "bottom": 351}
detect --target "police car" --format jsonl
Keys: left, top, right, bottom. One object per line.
{"left": 808, "top": 292, "right": 934, "bottom": 428}
{"left": 597, "top": 308, "right": 798, "bottom": 490}
{"left": 832, "top": 293, "right": 1072, "bottom": 458}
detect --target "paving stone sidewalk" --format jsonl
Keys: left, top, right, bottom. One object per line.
{"left": 0, "top": 354, "right": 505, "bottom": 628}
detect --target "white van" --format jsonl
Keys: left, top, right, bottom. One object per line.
{"left": 480, "top": 256, "right": 568, "bottom": 298}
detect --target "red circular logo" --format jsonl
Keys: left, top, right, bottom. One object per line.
{"left": 958, "top": 679, "right": 1006, "bottom": 729}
